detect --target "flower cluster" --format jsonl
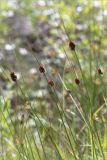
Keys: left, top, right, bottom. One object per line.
{"left": 39, "top": 65, "right": 45, "bottom": 73}
{"left": 10, "top": 72, "right": 17, "bottom": 82}
{"left": 98, "top": 68, "right": 103, "bottom": 75}
{"left": 48, "top": 79, "right": 54, "bottom": 87}
{"left": 69, "top": 41, "right": 75, "bottom": 50}
{"left": 75, "top": 78, "right": 80, "bottom": 85}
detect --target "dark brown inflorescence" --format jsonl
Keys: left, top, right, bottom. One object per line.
{"left": 10, "top": 72, "right": 17, "bottom": 82}
{"left": 39, "top": 65, "right": 45, "bottom": 73}
{"left": 98, "top": 68, "right": 103, "bottom": 75}
{"left": 48, "top": 79, "right": 54, "bottom": 87}
{"left": 75, "top": 78, "right": 80, "bottom": 85}
{"left": 69, "top": 41, "right": 75, "bottom": 50}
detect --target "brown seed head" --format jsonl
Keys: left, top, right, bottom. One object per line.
{"left": 48, "top": 79, "right": 54, "bottom": 87}
{"left": 69, "top": 41, "right": 75, "bottom": 50}
{"left": 39, "top": 65, "right": 45, "bottom": 73}
{"left": 98, "top": 68, "right": 103, "bottom": 75}
{"left": 10, "top": 72, "right": 17, "bottom": 82}
{"left": 75, "top": 78, "right": 80, "bottom": 85}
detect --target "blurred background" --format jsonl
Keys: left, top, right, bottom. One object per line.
{"left": 0, "top": 0, "right": 107, "bottom": 108}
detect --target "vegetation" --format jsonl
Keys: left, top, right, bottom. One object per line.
{"left": 0, "top": 0, "right": 107, "bottom": 160}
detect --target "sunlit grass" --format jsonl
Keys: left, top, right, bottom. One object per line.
{"left": 0, "top": 0, "right": 107, "bottom": 160}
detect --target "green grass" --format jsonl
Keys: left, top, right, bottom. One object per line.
{"left": 0, "top": 0, "right": 107, "bottom": 160}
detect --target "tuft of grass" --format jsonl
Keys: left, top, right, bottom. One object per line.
{"left": 0, "top": 0, "right": 107, "bottom": 160}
